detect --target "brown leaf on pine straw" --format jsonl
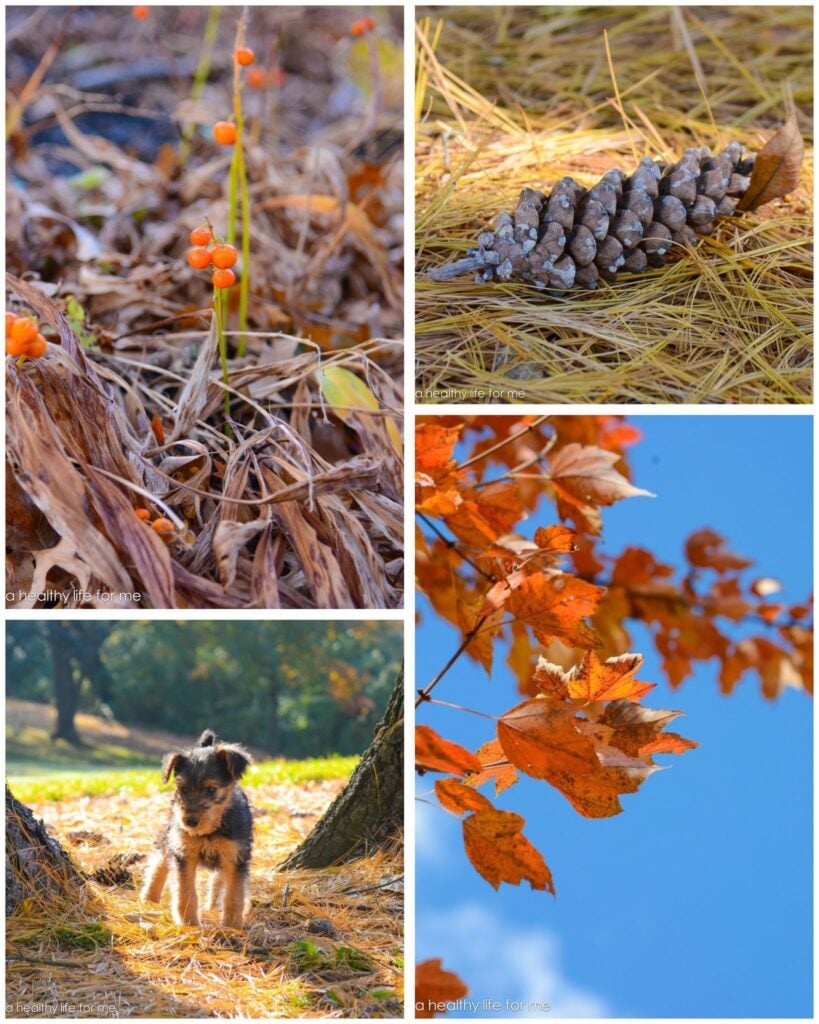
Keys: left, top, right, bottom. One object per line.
{"left": 736, "top": 116, "right": 804, "bottom": 212}
{"left": 5, "top": 274, "right": 403, "bottom": 610}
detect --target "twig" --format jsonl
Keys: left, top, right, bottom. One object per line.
{"left": 458, "top": 415, "right": 550, "bottom": 470}
{"left": 416, "top": 628, "right": 478, "bottom": 709}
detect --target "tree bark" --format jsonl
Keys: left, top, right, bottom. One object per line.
{"left": 280, "top": 669, "right": 403, "bottom": 869}
{"left": 5, "top": 786, "right": 85, "bottom": 915}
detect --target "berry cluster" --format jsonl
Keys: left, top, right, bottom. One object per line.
{"left": 135, "top": 507, "right": 176, "bottom": 542}
{"left": 6, "top": 311, "right": 48, "bottom": 359}
{"left": 186, "top": 225, "right": 238, "bottom": 289}
{"left": 247, "top": 66, "right": 286, "bottom": 90}
{"left": 350, "top": 16, "right": 376, "bottom": 37}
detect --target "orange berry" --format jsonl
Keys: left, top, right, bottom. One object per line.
{"left": 132, "top": 6, "right": 149, "bottom": 20}
{"left": 10, "top": 317, "right": 38, "bottom": 346}
{"left": 213, "top": 121, "right": 237, "bottom": 145}
{"left": 212, "top": 268, "right": 236, "bottom": 289}
{"left": 211, "top": 244, "right": 238, "bottom": 269}
{"left": 351, "top": 16, "right": 375, "bottom": 37}
{"left": 187, "top": 247, "right": 212, "bottom": 270}
{"left": 135, "top": 508, "right": 151, "bottom": 521}
{"left": 26, "top": 334, "right": 47, "bottom": 358}
{"left": 246, "top": 67, "right": 267, "bottom": 89}
{"left": 6, "top": 311, "right": 17, "bottom": 333}
{"left": 235, "top": 47, "right": 254, "bottom": 66}
{"left": 151, "top": 517, "right": 175, "bottom": 540}
{"left": 189, "top": 225, "right": 212, "bottom": 246}
{"left": 6, "top": 335, "right": 29, "bottom": 357}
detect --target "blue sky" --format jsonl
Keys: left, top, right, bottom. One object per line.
{"left": 416, "top": 415, "right": 813, "bottom": 1019}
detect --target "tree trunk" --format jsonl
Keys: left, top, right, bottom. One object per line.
{"left": 48, "top": 623, "right": 82, "bottom": 744}
{"left": 5, "top": 786, "right": 85, "bottom": 915}
{"left": 280, "top": 669, "right": 403, "bottom": 869}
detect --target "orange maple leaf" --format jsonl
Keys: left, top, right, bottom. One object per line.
{"left": 497, "top": 699, "right": 658, "bottom": 817}
{"left": 435, "top": 779, "right": 554, "bottom": 893}
{"left": 549, "top": 443, "right": 655, "bottom": 508}
{"left": 533, "top": 524, "right": 577, "bottom": 552}
{"left": 685, "top": 528, "right": 753, "bottom": 573}
{"left": 444, "top": 482, "right": 524, "bottom": 548}
{"left": 464, "top": 739, "right": 518, "bottom": 797}
{"left": 415, "top": 424, "right": 461, "bottom": 481}
{"left": 416, "top": 725, "right": 482, "bottom": 776}
{"left": 599, "top": 700, "right": 698, "bottom": 759}
{"left": 562, "top": 651, "right": 656, "bottom": 703}
{"left": 416, "top": 424, "right": 462, "bottom": 516}
{"left": 504, "top": 571, "right": 604, "bottom": 648}
{"left": 416, "top": 959, "right": 469, "bottom": 1018}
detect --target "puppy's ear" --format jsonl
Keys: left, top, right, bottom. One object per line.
{"left": 197, "top": 729, "right": 217, "bottom": 747}
{"left": 162, "top": 751, "right": 187, "bottom": 784}
{"left": 216, "top": 743, "right": 253, "bottom": 781}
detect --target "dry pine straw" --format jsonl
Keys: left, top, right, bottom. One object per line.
{"left": 415, "top": 6, "right": 813, "bottom": 404}
{"left": 7, "top": 783, "right": 403, "bottom": 1019}
{"left": 6, "top": 277, "right": 403, "bottom": 610}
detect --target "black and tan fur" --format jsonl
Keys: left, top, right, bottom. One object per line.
{"left": 141, "top": 729, "right": 253, "bottom": 929}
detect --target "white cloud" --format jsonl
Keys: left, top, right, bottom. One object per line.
{"left": 418, "top": 902, "right": 609, "bottom": 1018}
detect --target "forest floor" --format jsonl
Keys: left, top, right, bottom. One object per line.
{"left": 6, "top": 707, "right": 403, "bottom": 1018}
{"left": 7, "top": 6, "right": 403, "bottom": 610}
{"left": 415, "top": 5, "right": 812, "bottom": 404}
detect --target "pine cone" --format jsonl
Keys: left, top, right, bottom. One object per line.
{"left": 428, "top": 142, "right": 757, "bottom": 290}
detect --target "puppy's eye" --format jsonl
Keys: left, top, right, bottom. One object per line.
{"left": 207, "top": 786, "right": 217, "bottom": 796}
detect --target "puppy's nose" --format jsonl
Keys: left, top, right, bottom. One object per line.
{"left": 185, "top": 815, "right": 200, "bottom": 828}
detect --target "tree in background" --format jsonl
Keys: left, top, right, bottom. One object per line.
{"left": 413, "top": 415, "right": 812, "bottom": 1014}
{"left": 6, "top": 621, "right": 402, "bottom": 757}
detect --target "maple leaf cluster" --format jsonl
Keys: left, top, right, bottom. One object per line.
{"left": 417, "top": 649, "right": 696, "bottom": 890}
{"left": 416, "top": 415, "right": 812, "bottom": 700}
{"left": 414, "top": 414, "right": 812, "bottom": 1016}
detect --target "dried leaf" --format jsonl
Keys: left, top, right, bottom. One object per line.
{"left": 465, "top": 739, "right": 518, "bottom": 796}
{"left": 534, "top": 524, "right": 577, "bottom": 552}
{"left": 504, "top": 571, "right": 604, "bottom": 648}
{"left": 737, "top": 116, "right": 804, "bottom": 212}
{"left": 498, "top": 699, "right": 658, "bottom": 817}
{"left": 599, "top": 700, "right": 698, "bottom": 759}
{"left": 563, "top": 651, "right": 655, "bottom": 703}
{"left": 416, "top": 727, "right": 483, "bottom": 777}
{"left": 463, "top": 807, "right": 554, "bottom": 894}
{"left": 549, "top": 443, "right": 655, "bottom": 507}
{"left": 751, "top": 577, "right": 782, "bottom": 597}
{"left": 435, "top": 777, "right": 492, "bottom": 813}
{"left": 434, "top": 778, "right": 554, "bottom": 892}
{"left": 685, "top": 528, "right": 753, "bottom": 573}
{"left": 416, "top": 959, "right": 468, "bottom": 1019}
{"left": 317, "top": 364, "right": 402, "bottom": 456}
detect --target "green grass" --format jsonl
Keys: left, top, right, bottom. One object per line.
{"left": 7, "top": 754, "right": 358, "bottom": 804}
{"left": 6, "top": 725, "right": 159, "bottom": 773}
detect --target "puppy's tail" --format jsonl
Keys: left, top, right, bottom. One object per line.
{"left": 197, "top": 729, "right": 217, "bottom": 747}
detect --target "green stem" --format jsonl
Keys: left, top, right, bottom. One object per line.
{"left": 230, "top": 72, "right": 250, "bottom": 355}
{"left": 178, "top": 6, "right": 221, "bottom": 167}
{"left": 214, "top": 288, "right": 230, "bottom": 424}
{"left": 237, "top": 122, "right": 250, "bottom": 355}
{"left": 228, "top": 145, "right": 239, "bottom": 247}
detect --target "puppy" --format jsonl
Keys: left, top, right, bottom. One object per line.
{"left": 141, "top": 729, "right": 253, "bottom": 928}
